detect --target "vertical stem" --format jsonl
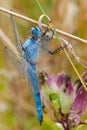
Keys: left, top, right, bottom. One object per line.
{"left": 35, "top": 0, "right": 45, "bottom": 15}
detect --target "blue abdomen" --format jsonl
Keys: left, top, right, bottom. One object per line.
{"left": 28, "top": 64, "right": 43, "bottom": 124}
{"left": 34, "top": 92, "right": 43, "bottom": 125}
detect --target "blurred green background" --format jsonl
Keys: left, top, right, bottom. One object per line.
{"left": 0, "top": 0, "right": 87, "bottom": 130}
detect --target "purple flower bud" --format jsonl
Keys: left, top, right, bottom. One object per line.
{"left": 65, "top": 76, "right": 75, "bottom": 96}
{"left": 72, "top": 86, "right": 87, "bottom": 116}
{"left": 68, "top": 86, "right": 87, "bottom": 127}
{"left": 56, "top": 72, "right": 75, "bottom": 96}
{"left": 56, "top": 72, "right": 75, "bottom": 114}
{"left": 56, "top": 72, "right": 66, "bottom": 88}
{"left": 46, "top": 75, "right": 58, "bottom": 91}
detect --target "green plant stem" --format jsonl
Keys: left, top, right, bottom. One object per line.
{"left": 35, "top": 0, "right": 45, "bottom": 15}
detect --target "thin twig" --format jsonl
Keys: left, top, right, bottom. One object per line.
{"left": 63, "top": 47, "right": 87, "bottom": 91}
{"left": 0, "top": 7, "right": 87, "bottom": 44}
{"left": 0, "top": 28, "right": 18, "bottom": 54}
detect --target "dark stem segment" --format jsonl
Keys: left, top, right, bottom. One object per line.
{"left": 57, "top": 108, "right": 70, "bottom": 130}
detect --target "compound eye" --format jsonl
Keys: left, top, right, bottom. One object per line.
{"left": 34, "top": 27, "right": 38, "bottom": 30}
{"left": 30, "top": 27, "right": 34, "bottom": 33}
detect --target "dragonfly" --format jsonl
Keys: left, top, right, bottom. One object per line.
{"left": 6, "top": 14, "right": 67, "bottom": 125}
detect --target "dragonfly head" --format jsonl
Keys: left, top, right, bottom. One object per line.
{"left": 30, "top": 27, "right": 41, "bottom": 39}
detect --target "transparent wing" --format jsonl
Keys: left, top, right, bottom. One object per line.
{"left": 5, "top": 48, "right": 40, "bottom": 93}
{"left": 16, "top": 40, "right": 24, "bottom": 56}
{"left": 11, "top": 14, "right": 24, "bottom": 55}
{"left": 5, "top": 47, "right": 28, "bottom": 80}
{"left": 36, "top": 40, "right": 51, "bottom": 63}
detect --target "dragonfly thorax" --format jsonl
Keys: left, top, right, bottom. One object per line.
{"left": 22, "top": 38, "right": 40, "bottom": 62}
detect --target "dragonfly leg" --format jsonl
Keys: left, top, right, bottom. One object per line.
{"left": 41, "top": 25, "right": 49, "bottom": 37}
{"left": 41, "top": 26, "right": 54, "bottom": 41}
{"left": 42, "top": 43, "right": 68, "bottom": 55}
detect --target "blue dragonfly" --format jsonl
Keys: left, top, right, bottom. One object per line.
{"left": 6, "top": 15, "right": 67, "bottom": 124}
